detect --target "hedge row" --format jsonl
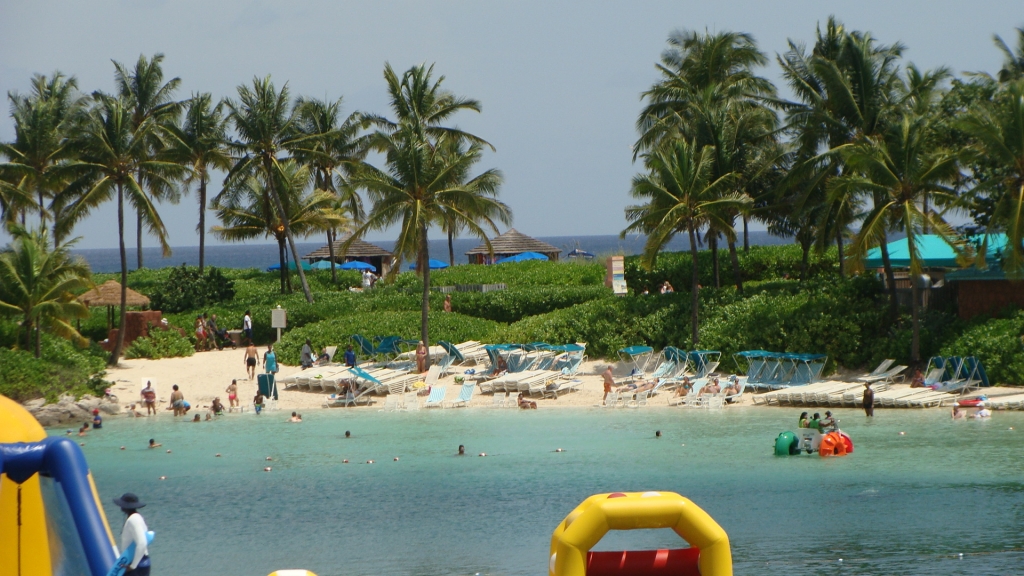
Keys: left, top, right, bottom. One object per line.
{"left": 941, "top": 310, "right": 1024, "bottom": 385}
{"left": 0, "top": 335, "right": 108, "bottom": 402}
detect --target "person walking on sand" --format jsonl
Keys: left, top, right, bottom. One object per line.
{"left": 226, "top": 379, "right": 239, "bottom": 411}
{"left": 863, "top": 383, "right": 874, "bottom": 417}
{"left": 415, "top": 340, "right": 428, "bottom": 373}
{"left": 263, "top": 345, "right": 278, "bottom": 375}
{"left": 140, "top": 381, "right": 157, "bottom": 416}
{"left": 169, "top": 385, "right": 186, "bottom": 417}
{"left": 244, "top": 343, "right": 258, "bottom": 380}
{"left": 602, "top": 365, "right": 615, "bottom": 404}
{"left": 243, "top": 310, "right": 253, "bottom": 344}
{"left": 113, "top": 493, "right": 151, "bottom": 575}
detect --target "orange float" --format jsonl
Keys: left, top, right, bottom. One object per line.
{"left": 818, "top": 431, "right": 848, "bottom": 457}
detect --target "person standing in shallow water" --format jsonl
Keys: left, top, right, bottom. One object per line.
{"left": 113, "top": 492, "right": 151, "bottom": 575}
{"left": 863, "top": 383, "right": 874, "bottom": 417}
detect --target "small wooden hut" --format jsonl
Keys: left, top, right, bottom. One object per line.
{"left": 465, "top": 228, "right": 561, "bottom": 264}
{"left": 303, "top": 235, "right": 394, "bottom": 275}
{"left": 77, "top": 280, "right": 151, "bottom": 329}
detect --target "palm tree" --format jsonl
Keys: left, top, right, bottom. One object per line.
{"left": 213, "top": 160, "right": 345, "bottom": 291}
{"left": 348, "top": 63, "right": 507, "bottom": 352}
{"left": 111, "top": 53, "right": 181, "bottom": 269}
{"left": 0, "top": 73, "right": 85, "bottom": 234}
{"left": 777, "top": 18, "right": 907, "bottom": 320}
{"left": 67, "top": 95, "right": 181, "bottom": 364}
{"left": 291, "top": 97, "right": 367, "bottom": 283}
{"left": 835, "top": 114, "right": 960, "bottom": 363}
{"left": 993, "top": 27, "right": 1024, "bottom": 83}
{"left": 164, "top": 93, "right": 231, "bottom": 272}
{"left": 622, "top": 139, "right": 750, "bottom": 345}
{"left": 436, "top": 138, "right": 511, "bottom": 266}
{"left": 0, "top": 227, "right": 91, "bottom": 357}
{"left": 956, "top": 79, "right": 1024, "bottom": 275}
{"left": 224, "top": 76, "right": 315, "bottom": 303}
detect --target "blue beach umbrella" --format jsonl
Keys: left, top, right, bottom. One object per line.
{"left": 339, "top": 261, "right": 376, "bottom": 271}
{"left": 409, "top": 259, "right": 450, "bottom": 270}
{"left": 310, "top": 260, "right": 335, "bottom": 270}
{"left": 496, "top": 251, "right": 548, "bottom": 264}
{"left": 266, "top": 261, "right": 312, "bottom": 272}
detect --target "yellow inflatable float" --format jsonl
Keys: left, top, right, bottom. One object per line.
{"left": 550, "top": 491, "right": 731, "bottom": 576}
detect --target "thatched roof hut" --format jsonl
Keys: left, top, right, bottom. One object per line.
{"left": 465, "top": 228, "right": 561, "bottom": 264}
{"left": 303, "top": 235, "right": 394, "bottom": 275}
{"left": 77, "top": 280, "right": 150, "bottom": 307}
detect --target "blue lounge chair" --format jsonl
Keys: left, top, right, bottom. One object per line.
{"left": 448, "top": 382, "right": 476, "bottom": 407}
{"left": 423, "top": 384, "right": 447, "bottom": 408}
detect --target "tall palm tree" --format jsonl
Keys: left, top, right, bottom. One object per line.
{"left": 67, "top": 95, "right": 181, "bottom": 364}
{"left": 164, "top": 93, "right": 231, "bottom": 272}
{"left": 0, "top": 226, "right": 91, "bottom": 357}
{"left": 347, "top": 63, "right": 507, "bottom": 352}
{"left": 111, "top": 53, "right": 181, "bottom": 269}
{"left": 993, "top": 27, "right": 1024, "bottom": 83}
{"left": 212, "top": 160, "right": 346, "bottom": 291}
{"left": 291, "top": 97, "right": 366, "bottom": 283}
{"left": 622, "top": 139, "right": 750, "bottom": 345}
{"left": 224, "top": 76, "right": 314, "bottom": 303}
{"left": 956, "top": 79, "right": 1024, "bottom": 275}
{"left": 835, "top": 114, "right": 960, "bottom": 363}
{"left": 0, "top": 73, "right": 85, "bottom": 234}
{"left": 777, "top": 18, "right": 907, "bottom": 320}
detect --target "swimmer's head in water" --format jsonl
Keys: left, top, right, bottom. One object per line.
{"left": 149, "top": 439, "right": 155, "bottom": 445}
{"left": 345, "top": 431, "right": 351, "bottom": 438}
{"left": 655, "top": 430, "right": 661, "bottom": 437}
{"left": 458, "top": 444, "right": 465, "bottom": 454}
{"left": 292, "top": 412, "right": 297, "bottom": 417}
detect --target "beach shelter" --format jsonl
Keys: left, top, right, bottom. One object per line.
{"left": 409, "top": 259, "right": 450, "bottom": 270}
{"left": 618, "top": 345, "right": 654, "bottom": 380}
{"left": 496, "top": 251, "right": 549, "bottom": 263}
{"left": 339, "top": 261, "right": 376, "bottom": 271}
{"left": 266, "top": 261, "right": 312, "bottom": 272}
{"left": 465, "top": 228, "right": 562, "bottom": 264}
{"left": 303, "top": 234, "right": 395, "bottom": 275}
{"left": 864, "top": 234, "right": 1007, "bottom": 268}
{"left": 77, "top": 280, "right": 150, "bottom": 330}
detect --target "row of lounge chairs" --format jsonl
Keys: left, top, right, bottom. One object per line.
{"left": 733, "top": 350, "right": 828, "bottom": 390}
{"left": 617, "top": 346, "right": 721, "bottom": 383}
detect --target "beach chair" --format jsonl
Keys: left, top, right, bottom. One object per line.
{"left": 439, "top": 341, "right": 468, "bottom": 368}
{"left": 448, "top": 382, "right": 476, "bottom": 408}
{"left": 859, "top": 365, "right": 907, "bottom": 384}
{"left": 598, "top": 391, "right": 622, "bottom": 408}
{"left": 618, "top": 345, "right": 655, "bottom": 381}
{"left": 351, "top": 334, "right": 376, "bottom": 358}
{"left": 861, "top": 359, "right": 896, "bottom": 380}
{"left": 544, "top": 379, "right": 584, "bottom": 399}
{"left": 491, "top": 392, "right": 506, "bottom": 408}
{"left": 423, "top": 385, "right": 447, "bottom": 408}
{"left": 625, "top": 389, "right": 651, "bottom": 408}
{"left": 379, "top": 394, "right": 402, "bottom": 412}
{"left": 404, "top": 392, "right": 420, "bottom": 411}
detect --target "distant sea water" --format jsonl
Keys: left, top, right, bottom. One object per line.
{"left": 73, "top": 232, "right": 791, "bottom": 273}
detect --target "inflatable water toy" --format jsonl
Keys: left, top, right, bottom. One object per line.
{"left": 0, "top": 394, "right": 118, "bottom": 576}
{"left": 550, "top": 491, "right": 731, "bottom": 576}
{"left": 268, "top": 571, "right": 318, "bottom": 576}
{"left": 955, "top": 396, "right": 987, "bottom": 407}
{"left": 775, "top": 428, "right": 853, "bottom": 457}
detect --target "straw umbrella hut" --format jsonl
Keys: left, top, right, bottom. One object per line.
{"left": 77, "top": 280, "right": 151, "bottom": 330}
{"left": 465, "top": 228, "right": 562, "bottom": 264}
{"left": 303, "top": 234, "right": 395, "bottom": 275}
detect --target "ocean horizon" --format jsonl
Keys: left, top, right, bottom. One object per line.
{"left": 72, "top": 232, "right": 791, "bottom": 274}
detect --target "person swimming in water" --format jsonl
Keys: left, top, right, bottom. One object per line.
{"left": 148, "top": 439, "right": 161, "bottom": 449}
{"left": 458, "top": 444, "right": 465, "bottom": 455}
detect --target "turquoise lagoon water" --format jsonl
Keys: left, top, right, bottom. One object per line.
{"left": 67, "top": 407, "right": 1024, "bottom": 576}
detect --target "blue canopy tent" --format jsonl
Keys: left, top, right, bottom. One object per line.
{"left": 496, "top": 251, "right": 549, "bottom": 263}
{"left": 864, "top": 234, "right": 1007, "bottom": 268}
{"left": 735, "top": 350, "right": 827, "bottom": 390}
{"left": 266, "top": 261, "right": 312, "bottom": 272}
{"left": 409, "top": 259, "right": 450, "bottom": 270}
{"left": 339, "top": 261, "right": 376, "bottom": 271}
{"left": 618, "top": 345, "right": 654, "bottom": 380}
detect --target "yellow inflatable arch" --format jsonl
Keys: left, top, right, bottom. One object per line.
{"left": 550, "top": 491, "right": 731, "bottom": 576}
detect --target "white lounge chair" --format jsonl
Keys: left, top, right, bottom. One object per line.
{"left": 448, "top": 382, "right": 476, "bottom": 408}
{"left": 423, "top": 385, "right": 447, "bottom": 408}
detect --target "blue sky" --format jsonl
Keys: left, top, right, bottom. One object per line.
{"left": 1, "top": 1, "right": 1020, "bottom": 249}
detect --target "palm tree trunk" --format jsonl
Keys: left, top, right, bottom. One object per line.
{"left": 22, "top": 316, "right": 32, "bottom": 355}
{"left": 198, "top": 174, "right": 207, "bottom": 273}
{"left": 910, "top": 269, "right": 921, "bottom": 364}
{"left": 448, "top": 228, "right": 455, "bottom": 265}
{"left": 879, "top": 237, "right": 899, "bottom": 324}
{"left": 34, "top": 314, "right": 41, "bottom": 358}
{"left": 743, "top": 215, "right": 750, "bottom": 253}
{"left": 419, "top": 223, "right": 431, "bottom": 368}
{"left": 688, "top": 224, "right": 700, "bottom": 346}
{"left": 728, "top": 238, "right": 743, "bottom": 294}
{"left": 136, "top": 212, "right": 143, "bottom": 269}
{"left": 277, "top": 238, "right": 287, "bottom": 294}
{"left": 922, "top": 194, "right": 929, "bottom": 234}
{"left": 710, "top": 234, "right": 720, "bottom": 288}
{"left": 836, "top": 228, "right": 846, "bottom": 278}
{"left": 110, "top": 183, "right": 129, "bottom": 365}
{"left": 327, "top": 229, "right": 337, "bottom": 284}
{"left": 264, "top": 157, "right": 313, "bottom": 303}
{"left": 800, "top": 239, "right": 811, "bottom": 281}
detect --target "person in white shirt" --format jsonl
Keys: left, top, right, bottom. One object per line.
{"left": 113, "top": 493, "right": 151, "bottom": 574}
{"left": 243, "top": 310, "right": 253, "bottom": 344}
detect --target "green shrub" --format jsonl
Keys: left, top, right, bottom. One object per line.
{"left": 149, "top": 265, "right": 236, "bottom": 313}
{"left": 0, "top": 335, "right": 108, "bottom": 402}
{"left": 429, "top": 260, "right": 606, "bottom": 287}
{"left": 491, "top": 298, "right": 641, "bottom": 359}
{"left": 124, "top": 328, "right": 195, "bottom": 359}
{"left": 275, "top": 312, "right": 503, "bottom": 365}
{"left": 625, "top": 244, "right": 839, "bottom": 294}
{"left": 941, "top": 311, "right": 1024, "bottom": 385}
{"left": 450, "top": 286, "right": 612, "bottom": 323}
